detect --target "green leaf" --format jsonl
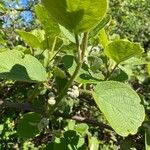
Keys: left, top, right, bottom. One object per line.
{"left": 17, "top": 112, "right": 41, "bottom": 138}
{"left": 89, "top": 137, "right": 99, "bottom": 150}
{"left": 31, "top": 29, "right": 45, "bottom": 42}
{"left": 76, "top": 73, "right": 102, "bottom": 84}
{"left": 104, "top": 40, "right": 144, "bottom": 63}
{"left": 59, "top": 25, "right": 75, "bottom": 43}
{"left": 144, "top": 122, "right": 150, "bottom": 150}
{"left": 109, "top": 69, "right": 128, "bottom": 82}
{"left": 0, "top": 50, "right": 47, "bottom": 82}
{"left": 92, "top": 81, "right": 145, "bottom": 136}
{"left": 148, "top": 64, "right": 150, "bottom": 76}
{"left": 45, "top": 130, "right": 86, "bottom": 150}
{"left": 35, "top": 4, "right": 60, "bottom": 37}
{"left": 17, "top": 30, "right": 41, "bottom": 49}
{"left": 90, "top": 15, "right": 111, "bottom": 38}
{"left": 75, "top": 123, "right": 89, "bottom": 136}
{"left": 42, "top": 0, "right": 108, "bottom": 33}
{"left": 99, "top": 28, "right": 109, "bottom": 48}
{"left": 62, "top": 55, "right": 77, "bottom": 75}
{"left": 53, "top": 66, "right": 68, "bottom": 91}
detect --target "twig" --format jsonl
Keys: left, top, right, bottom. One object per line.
{"left": 48, "top": 32, "right": 89, "bottom": 114}
{"left": 0, "top": 99, "right": 43, "bottom": 113}
{"left": 0, "top": 100, "right": 113, "bottom": 131}
{"left": 46, "top": 36, "right": 57, "bottom": 67}
{"left": 53, "top": 112, "right": 113, "bottom": 131}
{"left": 105, "top": 63, "right": 119, "bottom": 80}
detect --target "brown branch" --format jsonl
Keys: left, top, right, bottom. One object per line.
{"left": 0, "top": 99, "right": 43, "bottom": 113}
{"left": 53, "top": 112, "right": 113, "bottom": 131}
{"left": 0, "top": 100, "right": 113, "bottom": 131}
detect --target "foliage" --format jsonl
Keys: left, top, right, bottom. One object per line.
{"left": 0, "top": 0, "right": 149, "bottom": 149}
{"left": 109, "top": 0, "right": 150, "bottom": 50}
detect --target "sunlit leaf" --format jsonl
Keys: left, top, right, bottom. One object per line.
{"left": 42, "top": 0, "right": 108, "bottom": 33}
{"left": 93, "top": 81, "right": 145, "bottom": 136}
{"left": 0, "top": 50, "right": 47, "bottom": 82}
{"left": 104, "top": 40, "right": 144, "bottom": 63}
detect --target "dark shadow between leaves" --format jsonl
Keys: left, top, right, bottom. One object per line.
{"left": 45, "top": 130, "right": 86, "bottom": 150}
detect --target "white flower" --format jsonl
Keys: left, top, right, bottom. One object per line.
{"left": 67, "top": 85, "right": 79, "bottom": 99}
{"left": 48, "top": 92, "right": 56, "bottom": 105}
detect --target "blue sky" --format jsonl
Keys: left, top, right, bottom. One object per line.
{"left": 21, "top": 0, "right": 27, "bottom": 6}
{"left": 3, "top": 0, "right": 33, "bottom": 27}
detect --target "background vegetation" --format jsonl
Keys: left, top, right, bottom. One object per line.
{"left": 0, "top": 0, "right": 150, "bottom": 149}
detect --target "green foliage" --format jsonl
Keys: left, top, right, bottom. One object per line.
{"left": 143, "top": 122, "right": 150, "bottom": 150}
{"left": 0, "top": 0, "right": 149, "bottom": 149}
{"left": 35, "top": 4, "right": 60, "bottom": 37}
{"left": 17, "top": 30, "right": 42, "bottom": 49}
{"left": 17, "top": 112, "right": 41, "bottom": 138}
{"left": 104, "top": 39, "right": 144, "bottom": 63}
{"left": 45, "top": 130, "right": 86, "bottom": 150}
{"left": 0, "top": 50, "right": 47, "bottom": 82}
{"left": 93, "top": 81, "right": 145, "bottom": 136}
{"left": 41, "top": 0, "right": 108, "bottom": 33}
{"left": 109, "top": 0, "right": 150, "bottom": 50}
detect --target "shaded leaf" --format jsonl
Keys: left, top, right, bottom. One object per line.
{"left": 45, "top": 130, "right": 86, "bottom": 150}
{"left": 17, "top": 113, "right": 41, "bottom": 138}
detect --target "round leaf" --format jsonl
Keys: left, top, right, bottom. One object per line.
{"left": 17, "top": 113, "right": 41, "bottom": 138}
{"left": 42, "top": 0, "right": 108, "bottom": 33}
{"left": 92, "top": 81, "right": 145, "bottom": 136}
{"left": 104, "top": 40, "right": 144, "bottom": 63}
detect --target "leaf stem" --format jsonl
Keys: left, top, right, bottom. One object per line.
{"left": 105, "top": 63, "right": 118, "bottom": 80}
{"left": 49, "top": 32, "right": 89, "bottom": 114}
{"left": 46, "top": 36, "right": 57, "bottom": 67}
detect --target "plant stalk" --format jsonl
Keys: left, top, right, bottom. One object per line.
{"left": 49, "top": 32, "right": 89, "bottom": 114}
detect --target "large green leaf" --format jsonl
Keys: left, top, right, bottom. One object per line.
{"left": 41, "top": 0, "right": 108, "bottom": 33}
{"left": 104, "top": 40, "right": 144, "bottom": 63}
{"left": 0, "top": 50, "right": 47, "bottom": 82}
{"left": 92, "top": 81, "right": 145, "bottom": 136}
{"left": 35, "top": 4, "right": 60, "bottom": 37}
{"left": 17, "top": 112, "right": 41, "bottom": 138}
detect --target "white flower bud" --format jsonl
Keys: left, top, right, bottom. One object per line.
{"left": 48, "top": 92, "right": 56, "bottom": 105}
{"left": 67, "top": 85, "right": 79, "bottom": 98}
{"left": 48, "top": 98, "right": 56, "bottom": 105}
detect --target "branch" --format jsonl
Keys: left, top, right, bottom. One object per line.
{"left": 48, "top": 32, "right": 89, "bottom": 114}
{"left": 53, "top": 112, "right": 113, "bottom": 131}
{"left": 0, "top": 100, "right": 113, "bottom": 131}
{"left": 0, "top": 99, "right": 43, "bottom": 113}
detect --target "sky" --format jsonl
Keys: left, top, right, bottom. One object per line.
{"left": 21, "top": 0, "right": 27, "bottom": 6}
{"left": 3, "top": 0, "right": 33, "bottom": 27}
